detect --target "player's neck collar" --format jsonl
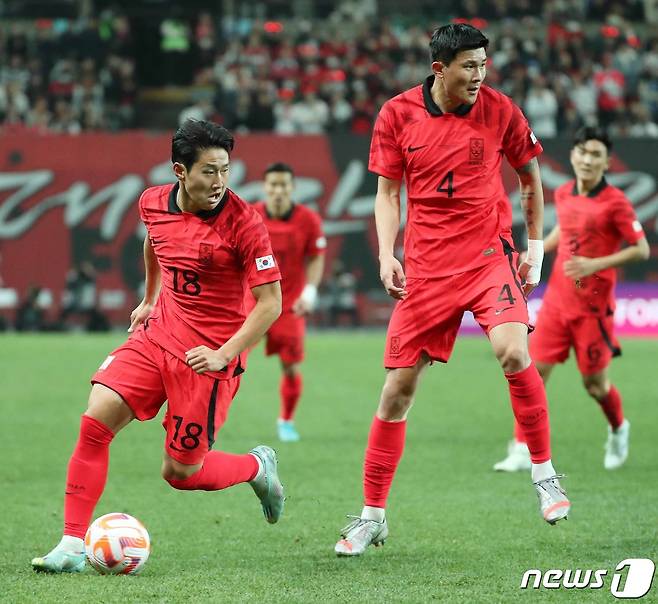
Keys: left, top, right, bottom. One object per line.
{"left": 265, "top": 202, "right": 295, "bottom": 221}
{"left": 423, "top": 75, "right": 474, "bottom": 117}
{"left": 572, "top": 176, "right": 608, "bottom": 198}
{"left": 168, "top": 182, "right": 229, "bottom": 219}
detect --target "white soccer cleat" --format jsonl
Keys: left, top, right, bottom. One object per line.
{"left": 604, "top": 419, "right": 630, "bottom": 470}
{"left": 277, "top": 419, "right": 300, "bottom": 442}
{"left": 335, "top": 516, "right": 388, "bottom": 557}
{"left": 493, "top": 440, "right": 531, "bottom": 472}
{"left": 534, "top": 474, "right": 570, "bottom": 525}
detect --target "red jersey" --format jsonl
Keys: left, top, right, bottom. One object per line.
{"left": 369, "top": 77, "right": 542, "bottom": 278}
{"left": 252, "top": 202, "right": 326, "bottom": 313}
{"left": 139, "top": 183, "right": 281, "bottom": 378}
{"left": 543, "top": 178, "right": 644, "bottom": 317}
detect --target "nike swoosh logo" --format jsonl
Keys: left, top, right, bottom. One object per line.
{"left": 495, "top": 306, "right": 514, "bottom": 315}
{"left": 407, "top": 145, "right": 428, "bottom": 152}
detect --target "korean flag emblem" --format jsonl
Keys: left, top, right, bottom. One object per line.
{"left": 256, "top": 255, "right": 275, "bottom": 271}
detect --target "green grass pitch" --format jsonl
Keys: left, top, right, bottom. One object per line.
{"left": 1, "top": 332, "right": 656, "bottom": 603}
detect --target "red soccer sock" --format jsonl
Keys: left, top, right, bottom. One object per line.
{"left": 363, "top": 416, "right": 406, "bottom": 508}
{"left": 596, "top": 384, "right": 624, "bottom": 430}
{"left": 279, "top": 373, "right": 302, "bottom": 421}
{"left": 505, "top": 364, "right": 551, "bottom": 463}
{"left": 166, "top": 450, "right": 259, "bottom": 491}
{"left": 513, "top": 419, "right": 526, "bottom": 444}
{"left": 64, "top": 415, "right": 115, "bottom": 539}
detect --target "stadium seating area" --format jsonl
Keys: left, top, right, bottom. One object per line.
{"left": 0, "top": 1, "right": 657, "bottom": 136}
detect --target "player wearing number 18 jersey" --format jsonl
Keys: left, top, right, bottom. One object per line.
{"left": 335, "top": 24, "right": 570, "bottom": 557}
{"left": 32, "top": 120, "right": 286, "bottom": 574}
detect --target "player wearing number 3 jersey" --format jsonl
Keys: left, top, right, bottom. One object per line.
{"left": 335, "top": 23, "right": 570, "bottom": 557}
{"left": 32, "top": 120, "right": 286, "bottom": 574}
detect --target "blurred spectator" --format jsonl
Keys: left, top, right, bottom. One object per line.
{"left": 327, "top": 261, "right": 360, "bottom": 327}
{"left": 524, "top": 75, "right": 558, "bottom": 138}
{"left": 15, "top": 286, "right": 45, "bottom": 332}
{"left": 290, "top": 87, "right": 330, "bottom": 133}
{"left": 59, "top": 262, "right": 109, "bottom": 332}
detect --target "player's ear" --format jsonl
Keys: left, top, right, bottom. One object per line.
{"left": 173, "top": 162, "right": 186, "bottom": 182}
{"left": 431, "top": 60, "right": 446, "bottom": 79}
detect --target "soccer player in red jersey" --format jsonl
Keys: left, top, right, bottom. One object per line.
{"left": 32, "top": 120, "right": 286, "bottom": 573}
{"left": 250, "top": 163, "right": 326, "bottom": 442}
{"left": 494, "top": 127, "right": 649, "bottom": 473}
{"left": 335, "top": 24, "right": 570, "bottom": 557}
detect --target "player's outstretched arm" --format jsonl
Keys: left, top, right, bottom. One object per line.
{"left": 564, "top": 236, "right": 650, "bottom": 279}
{"left": 128, "top": 236, "right": 161, "bottom": 332}
{"left": 186, "top": 281, "right": 282, "bottom": 374}
{"left": 515, "top": 158, "right": 545, "bottom": 296}
{"left": 375, "top": 175, "right": 407, "bottom": 300}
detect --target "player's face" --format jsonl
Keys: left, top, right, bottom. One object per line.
{"left": 570, "top": 140, "right": 609, "bottom": 184}
{"left": 263, "top": 171, "right": 294, "bottom": 216}
{"left": 176, "top": 147, "right": 230, "bottom": 211}
{"left": 434, "top": 47, "right": 487, "bottom": 105}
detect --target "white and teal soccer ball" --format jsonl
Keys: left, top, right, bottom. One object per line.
{"left": 84, "top": 512, "right": 151, "bottom": 575}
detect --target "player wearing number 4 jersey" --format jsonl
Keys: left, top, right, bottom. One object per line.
{"left": 32, "top": 120, "right": 285, "bottom": 574}
{"left": 335, "top": 23, "right": 570, "bottom": 557}
{"left": 494, "top": 127, "right": 649, "bottom": 473}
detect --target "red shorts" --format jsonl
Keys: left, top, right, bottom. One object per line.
{"left": 91, "top": 328, "right": 241, "bottom": 465}
{"left": 265, "top": 310, "right": 305, "bottom": 364}
{"left": 530, "top": 302, "right": 621, "bottom": 375}
{"left": 384, "top": 252, "right": 528, "bottom": 367}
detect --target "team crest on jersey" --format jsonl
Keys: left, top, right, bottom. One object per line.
{"left": 389, "top": 336, "right": 401, "bottom": 356}
{"left": 198, "top": 243, "right": 213, "bottom": 266}
{"left": 469, "top": 138, "right": 484, "bottom": 164}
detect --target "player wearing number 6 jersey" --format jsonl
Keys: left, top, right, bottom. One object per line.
{"left": 335, "top": 23, "right": 570, "bottom": 557}
{"left": 32, "top": 120, "right": 285, "bottom": 574}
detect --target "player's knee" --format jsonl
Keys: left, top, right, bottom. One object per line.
{"left": 497, "top": 345, "right": 530, "bottom": 373}
{"left": 583, "top": 378, "right": 607, "bottom": 400}
{"left": 379, "top": 377, "right": 415, "bottom": 418}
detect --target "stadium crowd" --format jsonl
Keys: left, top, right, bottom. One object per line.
{"left": 1, "top": 0, "right": 657, "bottom": 137}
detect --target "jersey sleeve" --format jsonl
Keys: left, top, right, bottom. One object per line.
{"left": 501, "top": 102, "right": 543, "bottom": 169}
{"left": 304, "top": 210, "right": 327, "bottom": 256}
{"left": 612, "top": 196, "right": 645, "bottom": 244}
{"left": 236, "top": 210, "right": 282, "bottom": 289}
{"left": 368, "top": 102, "right": 404, "bottom": 180}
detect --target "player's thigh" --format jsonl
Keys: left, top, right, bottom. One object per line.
{"left": 161, "top": 355, "right": 241, "bottom": 465}
{"left": 572, "top": 315, "right": 620, "bottom": 376}
{"left": 266, "top": 312, "right": 305, "bottom": 364}
{"left": 90, "top": 331, "right": 167, "bottom": 429}
{"left": 384, "top": 277, "right": 464, "bottom": 368}
{"left": 468, "top": 256, "right": 529, "bottom": 337}
{"left": 529, "top": 303, "right": 572, "bottom": 366}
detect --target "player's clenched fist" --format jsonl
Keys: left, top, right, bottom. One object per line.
{"left": 185, "top": 346, "right": 229, "bottom": 373}
{"left": 380, "top": 255, "right": 408, "bottom": 300}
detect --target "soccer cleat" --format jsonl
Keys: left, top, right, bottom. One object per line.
{"left": 277, "top": 419, "right": 300, "bottom": 442}
{"left": 335, "top": 515, "right": 389, "bottom": 557}
{"left": 604, "top": 419, "right": 630, "bottom": 470}
{"left": 249, "top": 445, "right": 285, "bottom": 524}
{"left": 493, "top": 440, "right": 531, "bottom": 472}
{"left": 534, "top": 474, "right": 570, "bottom": 525}
{"left": 31, "top": 549, "right": 86, "bottom": 573}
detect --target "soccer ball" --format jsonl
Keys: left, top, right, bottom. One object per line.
{"left": 84, "top": 513, "right": 151, "bottom": 575}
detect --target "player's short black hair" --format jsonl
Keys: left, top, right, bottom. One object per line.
{"left": 264, "top": 162, "right": 294, "bottom": 177}
{"left": 572, "top": 126, "right": 612, "bottom": 152}
{"left": 429, "top": 23, "right": 489, "bottom": 64}
{"left": 171, "top": 119, "right": 235, "bottom": 170}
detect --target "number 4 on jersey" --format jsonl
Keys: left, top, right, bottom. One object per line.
{"left": 436, "top": 171, "right": 454, "bottom": 197}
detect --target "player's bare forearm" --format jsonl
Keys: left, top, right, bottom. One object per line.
{"left": 219, "top": 281, "right": 282, "bottom": 362}
{"left": 515, "top": 158, "right": 544, "bottom": 241}
{"left": 305, "top": 254, "right": 325, "bottom": 287}
{"left": 143, "top": 236, "right": 162, "bottom": 304}
{"left": 375, "top": 175, "right": 402, "bottom": 260}
{"left": 565, "top": 237, "right": 650, "bottom": 278}
{"left": 543, "top": 225, "right": 560, "bottom": 254}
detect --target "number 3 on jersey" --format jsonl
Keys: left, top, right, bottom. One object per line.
{"left": 436, "top": 171, "right": 454, "bottom": 197}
